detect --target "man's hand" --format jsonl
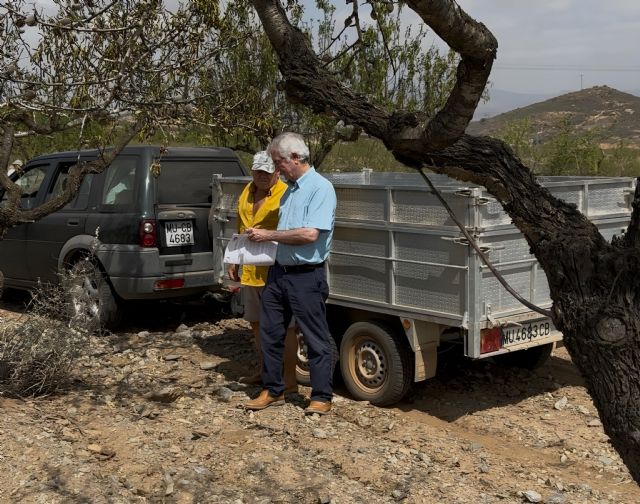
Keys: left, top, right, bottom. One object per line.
{"left": 246, "top": 227, "right": 272, "bottom": 242}
{"left": 246, "top": 227, "right": 319, "bottom": 245}
{"left": 227, "top": 264, "right": 240, "bottom": 281}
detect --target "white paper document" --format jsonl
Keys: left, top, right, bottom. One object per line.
{"left": 223, "top": 233, "right": 277, "bottom": 266}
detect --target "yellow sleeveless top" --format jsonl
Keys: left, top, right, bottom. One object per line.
{"left": 236, "top": 179, "right": 288, "bottom": 286}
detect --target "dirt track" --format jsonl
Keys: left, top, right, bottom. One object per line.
{"left": 0, "top": 294, "right": 639, "bottom": 503}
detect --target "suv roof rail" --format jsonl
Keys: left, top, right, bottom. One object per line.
{"left": 28, "top": 145, "right": 238, "bottom": 162}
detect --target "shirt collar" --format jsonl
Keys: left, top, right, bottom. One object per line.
{"left": 287, "top": 166, "right": 315, "bottom": 189}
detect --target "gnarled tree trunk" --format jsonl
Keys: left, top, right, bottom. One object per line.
{"left": 250, "top": 0, "right": 640, "bottom": 482}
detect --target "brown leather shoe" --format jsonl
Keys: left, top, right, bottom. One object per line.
{"left": 244, "top": 390, "right": 284, "bottom": 410}
{"left": 304, "top": 400, "right": 332, "bottom": 416}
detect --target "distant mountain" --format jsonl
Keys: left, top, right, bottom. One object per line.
{"left": 467, "top": 86, "right": 640, "bottom": 148}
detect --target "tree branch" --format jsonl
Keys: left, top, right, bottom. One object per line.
{"left": 0, "top": 124, "right": 21, "bottom": 213}
{"left": 8, "top": 119, "right": 144, "bottom": 227}
{"left": 251, "top": 0, "right": 393, "bottom": 139}
{"left": 312, "top": 126, "right": 361, "bottom": 169}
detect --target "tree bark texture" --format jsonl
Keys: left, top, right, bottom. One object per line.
{"left": 251, "top": 0, "right": 640, "bottom": 483}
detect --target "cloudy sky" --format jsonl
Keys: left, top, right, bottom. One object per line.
{"left": 30, "top": 0, "right": 640, "bottom": 97}
{"left": 446, "top": 0, "right": 640, "bottom": 95}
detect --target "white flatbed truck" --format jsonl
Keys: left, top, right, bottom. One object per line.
{"left": 211, "top": 172, "right": 634, "bottom": 405}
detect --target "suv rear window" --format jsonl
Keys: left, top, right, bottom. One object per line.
{"left": 157, "top": 159, "right": 243, "bottom": 204}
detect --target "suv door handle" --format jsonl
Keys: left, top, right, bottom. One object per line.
{"left": 67, "top": 219, "right": 80, "bottom": 226}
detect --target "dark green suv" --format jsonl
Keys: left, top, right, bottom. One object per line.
{"left": 0, "top": 146, "right": 246, "bottom": 328}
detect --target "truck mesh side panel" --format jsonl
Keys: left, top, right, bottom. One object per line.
{"left": 331, "top": 228, "right": 388, "bottom": 257}
{"left": 394, "top": 233, "right": 459, "bottom": 264}
{"left": 481, "top": 180, "right": 632, "bottom": 228}
{"left": 329, "top": 256, "right": 388, "bottom": 302}
{"left": 490, "top": 235, "right": 533, "bottom": 265}
{"left": 394, "top": 232, "right": 466, "bottom": 314}
{"left": 391, "top": 190, "right": 468, "bottom": 227}
{"left": 588, "top": 183, "right": 632, "bottom": 217}
{"left": 481, "top": 265, "right": 531, "bottom": 313}
{"left": 480, "top": 219, "right": 629, "bottom": 316}
{"left": 220, "top": 192, "right": 239, "bottom": 214}
{"left": 395, "top": 263, "right": 464, "bottom": 314}
{"left": 330, "top": 228, "right": 388, "bottom": 302}
{"left": 335, "top": 187, "right": 386, "bottom": 221}
{"left": 534, "top": 271, "right": 551, "bottom": 306}
{"left": 549, "top": 187, "right": 583, "bottom": 210}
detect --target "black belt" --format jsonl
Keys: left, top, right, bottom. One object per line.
{"left": 276, "top": 261, "right": 325, "bottom": 273}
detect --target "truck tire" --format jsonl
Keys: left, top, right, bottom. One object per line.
{"left": 296, "top": 328, "right": 339, "bottom": 386}
{"left": 340, "top": 321, "right": 412, "bottom": 406}
{"left": 497, "top": 342, "right": 554, "bottom": 370}
{"left": 66, "top": 259, "right": 122, "bottom": 332}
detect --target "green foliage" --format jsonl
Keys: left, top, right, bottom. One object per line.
{"left": 603, "top": 141, "right": 640, "bottom": 177}
{"left": 497, "top": 118, "right": 542, "bottom": 172}
{"left": 498, "top": 117, "right": 640, "bottom": 177}
{"left": 8, "top": 1, "right": 459, "bottom": 172}
{"left": 323, "top": 3, "right": 458, "bottom": 116}
{"left": 321, "top": 136, "right": 411, "bottom": 172}
{"left": 544, "top": 118, "right": 604, "bottom": 176}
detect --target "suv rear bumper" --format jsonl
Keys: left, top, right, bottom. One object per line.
{"left": 95, "top": 246, "right": 221, "bottom": 300}
{"left": 109, "top": 270, "right": 218, "bottom": 300}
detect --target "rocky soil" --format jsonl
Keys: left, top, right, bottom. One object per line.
{"left": 1, "top": 295, "right": 639, "bottom": 504}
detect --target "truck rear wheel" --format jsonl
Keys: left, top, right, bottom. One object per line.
{"left": 296, "top": 328, "right": 339, "bottom": 386}
{"left": 340, "top": 321, "right": 412, "bottom": 406}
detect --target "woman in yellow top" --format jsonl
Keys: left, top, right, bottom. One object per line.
{"left": 227, "top": 151, "right": 298, "bottom": 391}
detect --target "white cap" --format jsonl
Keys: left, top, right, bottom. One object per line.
{"left": 251, "top": 151, "right": 275, "bottom": 173}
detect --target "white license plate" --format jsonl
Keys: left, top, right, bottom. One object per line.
{"left": 164, "top": 220, "right": 194, "bottom": 247}
{"left": 500, "top": 319, "right": 555, "bottom": 347}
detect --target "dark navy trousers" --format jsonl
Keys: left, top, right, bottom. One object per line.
{"left": 260, "top": 263, "right": 333, "bottom": 402}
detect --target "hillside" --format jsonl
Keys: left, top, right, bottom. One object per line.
{"left": 467, "top": 86, "right": 640, "bottom": 148}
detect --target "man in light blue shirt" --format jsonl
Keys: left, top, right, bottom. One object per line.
{"left": 244, "top": 132, "right": 337, "bottom": 415}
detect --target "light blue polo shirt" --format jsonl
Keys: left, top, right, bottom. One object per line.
{"left": 276, "top": 167, "right": 337, "bottom": 265}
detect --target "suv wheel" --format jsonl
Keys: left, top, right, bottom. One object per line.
{"left": 66, "top": 259, "right": 122, "bottom": 332}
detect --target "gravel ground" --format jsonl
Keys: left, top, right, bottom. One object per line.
{"left": 0, "top": 295, "right": 638, "bottom": 504}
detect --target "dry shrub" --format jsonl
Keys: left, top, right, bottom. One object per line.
{"left": 0, "top": 275, "right": 91, "bottom": 397}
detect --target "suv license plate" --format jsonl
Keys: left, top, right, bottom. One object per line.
{"left": 165, "top": 220, "right": 194, "bottom": 247}
{"left": 500, "top": 319, "right": 553, "bottom": 347}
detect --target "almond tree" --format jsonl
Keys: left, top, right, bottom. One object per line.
{"left": 0, "top": 0, "right": 245, "bottom": 236}
{"left": 251, "top": 0, "right": 640, "bottom": 482}
{"left": 196, "top": 0, "right": 459, "bottom": 168}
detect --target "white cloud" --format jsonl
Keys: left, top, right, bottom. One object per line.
{"left": 451, "top": 0, "right": 640, "bottom": 94}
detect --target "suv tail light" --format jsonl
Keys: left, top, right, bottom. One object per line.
{"left": 154, "top": 278, "right": 185, "bottom": 290}
{"left": 480, "top": 327, "right": 502, "bottom": 354}
{"left": 139, "top": 219, "right": 157, "bottom": 247}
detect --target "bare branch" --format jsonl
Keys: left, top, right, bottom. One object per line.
{"left": 17, "top": 118, "right": 145, "bottom": 224}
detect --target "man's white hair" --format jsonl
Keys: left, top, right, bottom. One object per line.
{"left": 269, "top": 132, "right": 310, "bottom": 163}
